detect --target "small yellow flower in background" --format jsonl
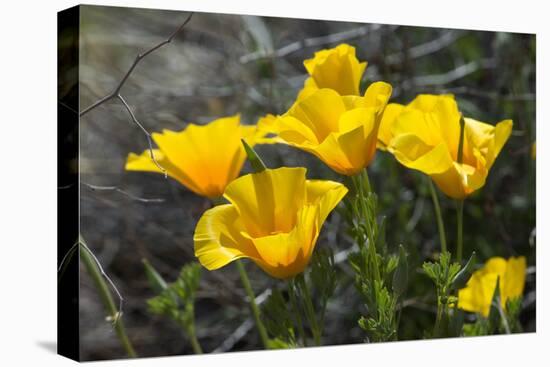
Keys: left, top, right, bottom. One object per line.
{"left": 126, "top": 115, "right": 264, "bottom": 199}
{"left": 261, "top": 82, "right": 392, "bottom": 176}
{"left": 531, "top": 141, "right": 536, "bottom": 160}
{"left": 458, "top": 256, "right": 526, "bottom": 317}
{"left": 193, "top": 167, "right": 348, "bottom": 279}
{"left": 378, "top": 94, "right": 513, "bottom": 199}
{"left": 298, "top": 43, "right": 367, "bottom": 100}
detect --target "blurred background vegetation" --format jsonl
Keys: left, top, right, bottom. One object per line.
{"left": 78, "top": 5, "right": 535, "bottom": 360}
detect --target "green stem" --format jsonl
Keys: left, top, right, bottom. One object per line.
{"left": 495, "top": 298, "right": 511, "bottom": 334}
{"left": 456, "top": 200, "right": 464, "bottom": 263}
{"left": 288, "top": 280, "right": 307, "bottom": 346}
{"left": 187, "top": 322, "right": 203, "bottom": 354}
{"left": 235, "top": 260, "right": 270, "bottom": 348}
{"left": 427, "top": 179, "right": 447, "bottom": 254}
{"left": 80, "top": 243, "right": 137, "bottom": 358}
{"left": 359, "top": 170, "right": 381, "bottom": 284}
{"left": 296, "top": 274, "right": 321, "bottom": 346}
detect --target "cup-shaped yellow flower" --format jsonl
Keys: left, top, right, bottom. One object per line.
{"left": 193, "top": 167, "right": 348, "bottom": 279}
{"left": 263, "top": 82, "right": 392, "bottom": 176}
{"left": 458, "top": 256, "right": 526, "bottom": 317}
{"left": 378, "top": 94, "right": 513, "bottom": 199}
{"left": 298, "top": 43, "right": 367, "bottom": 100}
{"left": 125, "top": 115, "right": 263, "bottom": 199}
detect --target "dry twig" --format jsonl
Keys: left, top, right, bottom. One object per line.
{"left": 79, "top": 12, "right": 194, "bottom": 175}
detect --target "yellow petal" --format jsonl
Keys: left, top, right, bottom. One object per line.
{"left": 277, "top": 115, "right": 320, "bottom": 145}
{"left": 337, "top": 120, "right": 375, "bottom": 173}
{"left": 303, "top": 44, "right": 366, "bottom": 96}
{"left": 250, "top": 204, "right": 317, "bottom": 268}
{"left": 391, "top": 109, "right": 442, "bottom": 147}
{"left": 430, "top": 96, "right": 462, "bottom": 158}
{"left": 223, "top": 167, "right": 307, "bottom": 237}
{"left": 487, "top": 119, "right": 513, "bottom": 169}
{"left": 377, "top": 103, "right": 405, "bottom": 149}
{"left": 307, "top": 132, "right": 354, "bottom": 175}
{"left": 251, "top": 203, "right": 322, "bottom": 279}
{"left": 408, "top": 94, "right": 454, "bottom": 112}
{"left": 152, "top": 115, "right": 245, "bottom": 198}
{"left": 390, "top": 136, "right": 454, "bottom": 175}
{"left": 125, "top": 149, "right": 203, "bottom": 196}
{"left": 484, "top": 257, "right": 508, "bottom": 275}
{"left": 430, "top": 162, "right": 485, "bottom": 199}
{"left": 363, "top": 81, "right": 393, "bottom": 111}
{"left": 254, "top": 114, "right": 286, "bottom": 144}
{"left": 458, "top": 256, "right": 527, "bottom": 317}
{"left": 288, "top": 88, "right": 347, "bottom": 142}
{"left": 193, "top": 204, "right": 261, "bottom": 270}
{"left": 502, "top": 256, "right": 526, "bottom": 303}
{"left": 458, "top": 271, "right": 499, "bottom": 317}
{"left": 338, "top": 107, "right": 376, "bottom": 133}
{"left": 305, "top": 179, "right": 349, "bottom": 225}
{"left": 296, "top": 77, "right": 319, "bottom": 101}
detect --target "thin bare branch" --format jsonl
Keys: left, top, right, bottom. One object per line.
{"left": 79, "top": 12, "right": 194, "bottom": 117}
{"left": 116, "top": 94, "right": 167, "bottom": 176}
{"left": 82, "top": 182, "right": 165, "bottom": 203}
{"left": 78, "top": 13, "right": 193, "bottom": 176}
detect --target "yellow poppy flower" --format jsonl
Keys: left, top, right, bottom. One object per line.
{"left": 298, "top": 43, "right": 367, "bottom": 100}
{"left": 458, "top": 256, "right": 526, "bottom": 317}
{"left": 261, "top": 82, "right": 392, "bottom": 176}
{"left": 378, "top": 94, "right": 513, "bottom": 199}
{"left": 193, "top": 167, "right": 348, "bottom": 279}
{"left": 125, "top": 115, "right": 263, "bottom": 199}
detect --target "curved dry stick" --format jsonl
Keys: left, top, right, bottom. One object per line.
{"left": 82, "top": 182, "right": 165, "bottom": 203}
{"left": 79, "top": 12, "right": 193, "bottom": 117}
{"left": 79, "top": 12, "right": 194, "bottom": 175}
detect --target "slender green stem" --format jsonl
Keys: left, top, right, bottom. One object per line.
{"left": 288, "top": 280, "right": 307, "bottom": 346}
{"left": 296, "top": 274, "right": 321, "bottom": 346}
{"left": 358, "top": 170, "right": 381, "bottom": 284}
{"left": 495, "top": 299, "right": 511, "bottom": 334}
{"left": 433, "top": 297, "right": 444, "bottom": 337}
{"left": 80, "top": 243, "right": 137, "bottom": 358}
{"left": 235, "top": 260, "right": 270, "bottom": 348}
{"left": 456, "top": 200, "right": 464, "bottom": 263}
{"left": 187, "top": 322, "right": 203, "bottom": 354}
{"left": 427, "top": 179, "right": 447, "bottom": 254}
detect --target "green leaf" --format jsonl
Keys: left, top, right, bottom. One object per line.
{"left": 451, "top": 251, "right": 476, "bottom": 290}
{"left": 142, "top": 258, "right": 168, "bottom": 293}
{"left": 241, "top": 138, "right": 267, "bottom": 172}
{"left": 146, "top": 262, "right": 201, "bottom": 332}
{"left": 267, "top": 338, "right": 296, "bottom": 350}
{"left": 261, "top": 288, "right": 296, "bottom": 345}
